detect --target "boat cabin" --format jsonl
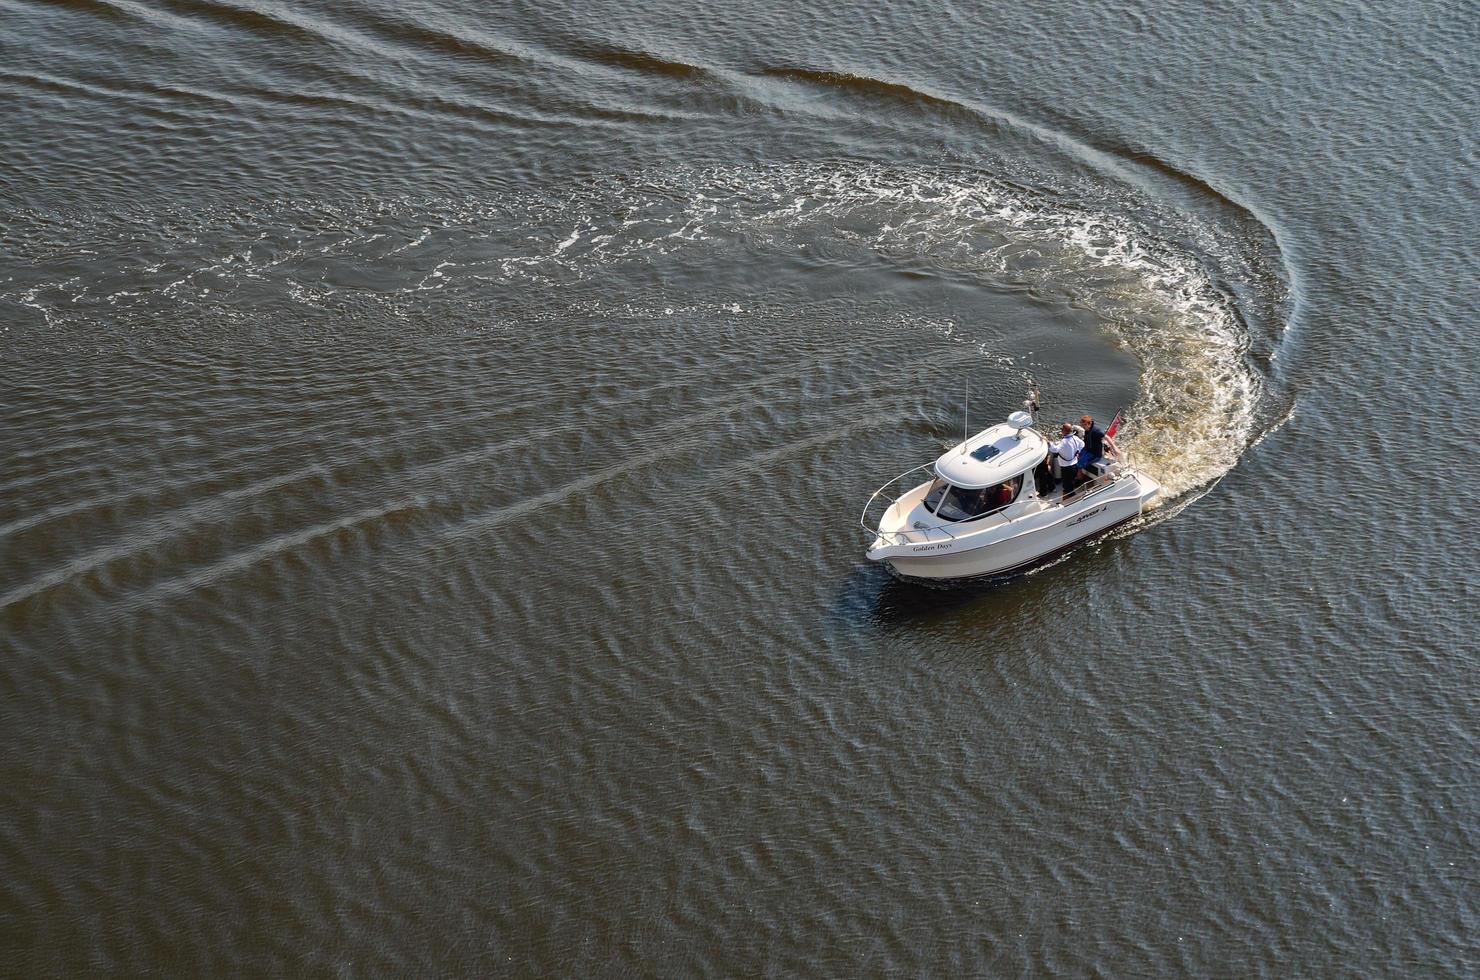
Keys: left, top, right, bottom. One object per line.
{"left": 919, "top": 420, "right": 1049, "bottom": 524}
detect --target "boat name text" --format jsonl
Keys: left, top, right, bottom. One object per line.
{"left": 1065, "top": 506, "right": 1106, "bottom": 528}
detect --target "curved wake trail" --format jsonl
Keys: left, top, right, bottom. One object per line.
{"left": 3, "top": 161, "right": 1276, "bottom": 505}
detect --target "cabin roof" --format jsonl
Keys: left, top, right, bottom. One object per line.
{"left": 933, "top": 423, "right": 1047, "bottom": 488}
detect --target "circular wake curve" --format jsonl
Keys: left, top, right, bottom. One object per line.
{"left": 2, "top": 160, "right": 1283, "bottom": 504}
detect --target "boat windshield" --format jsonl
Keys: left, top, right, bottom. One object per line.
{"left": 924, "top": 475, "right": 1023, "bottom": 522}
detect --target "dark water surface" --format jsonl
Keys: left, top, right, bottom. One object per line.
{"left": 2, "top": 0, "right": 1476, "bottom": 974}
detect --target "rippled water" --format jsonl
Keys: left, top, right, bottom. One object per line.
{"left": 2, "top": 0, "right": 1476, "bottom": 974}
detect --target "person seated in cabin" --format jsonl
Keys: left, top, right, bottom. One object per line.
{"left": 993, "top": 480, "right": 1016, "bottom": 509}
{"left": 1049, "top": 422, "right": 1083, "bottom": 501}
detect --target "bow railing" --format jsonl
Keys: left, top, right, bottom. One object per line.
{"left": 857, "top": 463, "right": 947, "bottom": 547}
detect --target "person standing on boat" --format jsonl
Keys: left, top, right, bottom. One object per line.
{"left": 1050, "top": 422, "right": 1084, "bottom": 501}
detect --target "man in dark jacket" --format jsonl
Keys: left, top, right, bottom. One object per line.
{"left": 1078, "top": 415, "right": 1105, "bottom": 469}
{"left": 1076, "top": 414, "right": 1119, "bottom": 483}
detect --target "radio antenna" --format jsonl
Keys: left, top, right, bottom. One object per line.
{"left": 962, "top": 385, "right": 969, "bottom": 453}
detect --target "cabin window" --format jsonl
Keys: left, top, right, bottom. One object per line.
{"left": 924, "top": 475, "right": 1024, "bottom": 522}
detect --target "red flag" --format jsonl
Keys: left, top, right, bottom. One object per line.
{"left": 1105, "top": 412, "right": 1122, "bottom": 438}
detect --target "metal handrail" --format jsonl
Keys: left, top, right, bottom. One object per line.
{"left": 1042, "top": 453, "right": 1148, "bottom": 509}
{"left": 1055, "top": 474, "right": 1116, "bottom": 504}
{"left": 858, "top": 463, "right": 947, "bottom": 546}
{"left": 860, "top": 464, "right": 1022, "bottom": 548}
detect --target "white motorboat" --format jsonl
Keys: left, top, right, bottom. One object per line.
{"left": 860, "top": 409, "right": 1161, "bottom": 585}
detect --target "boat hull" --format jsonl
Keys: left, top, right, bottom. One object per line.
{"left": 885, "top": 511, "right": 1140, "bottom": 586}
{"left": 868, "top": 472, "right": 1158, "bottom": 585}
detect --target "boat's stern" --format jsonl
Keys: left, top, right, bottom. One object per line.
{"left": 1130, "top": 469, "right": 1162, "bottom": 509}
